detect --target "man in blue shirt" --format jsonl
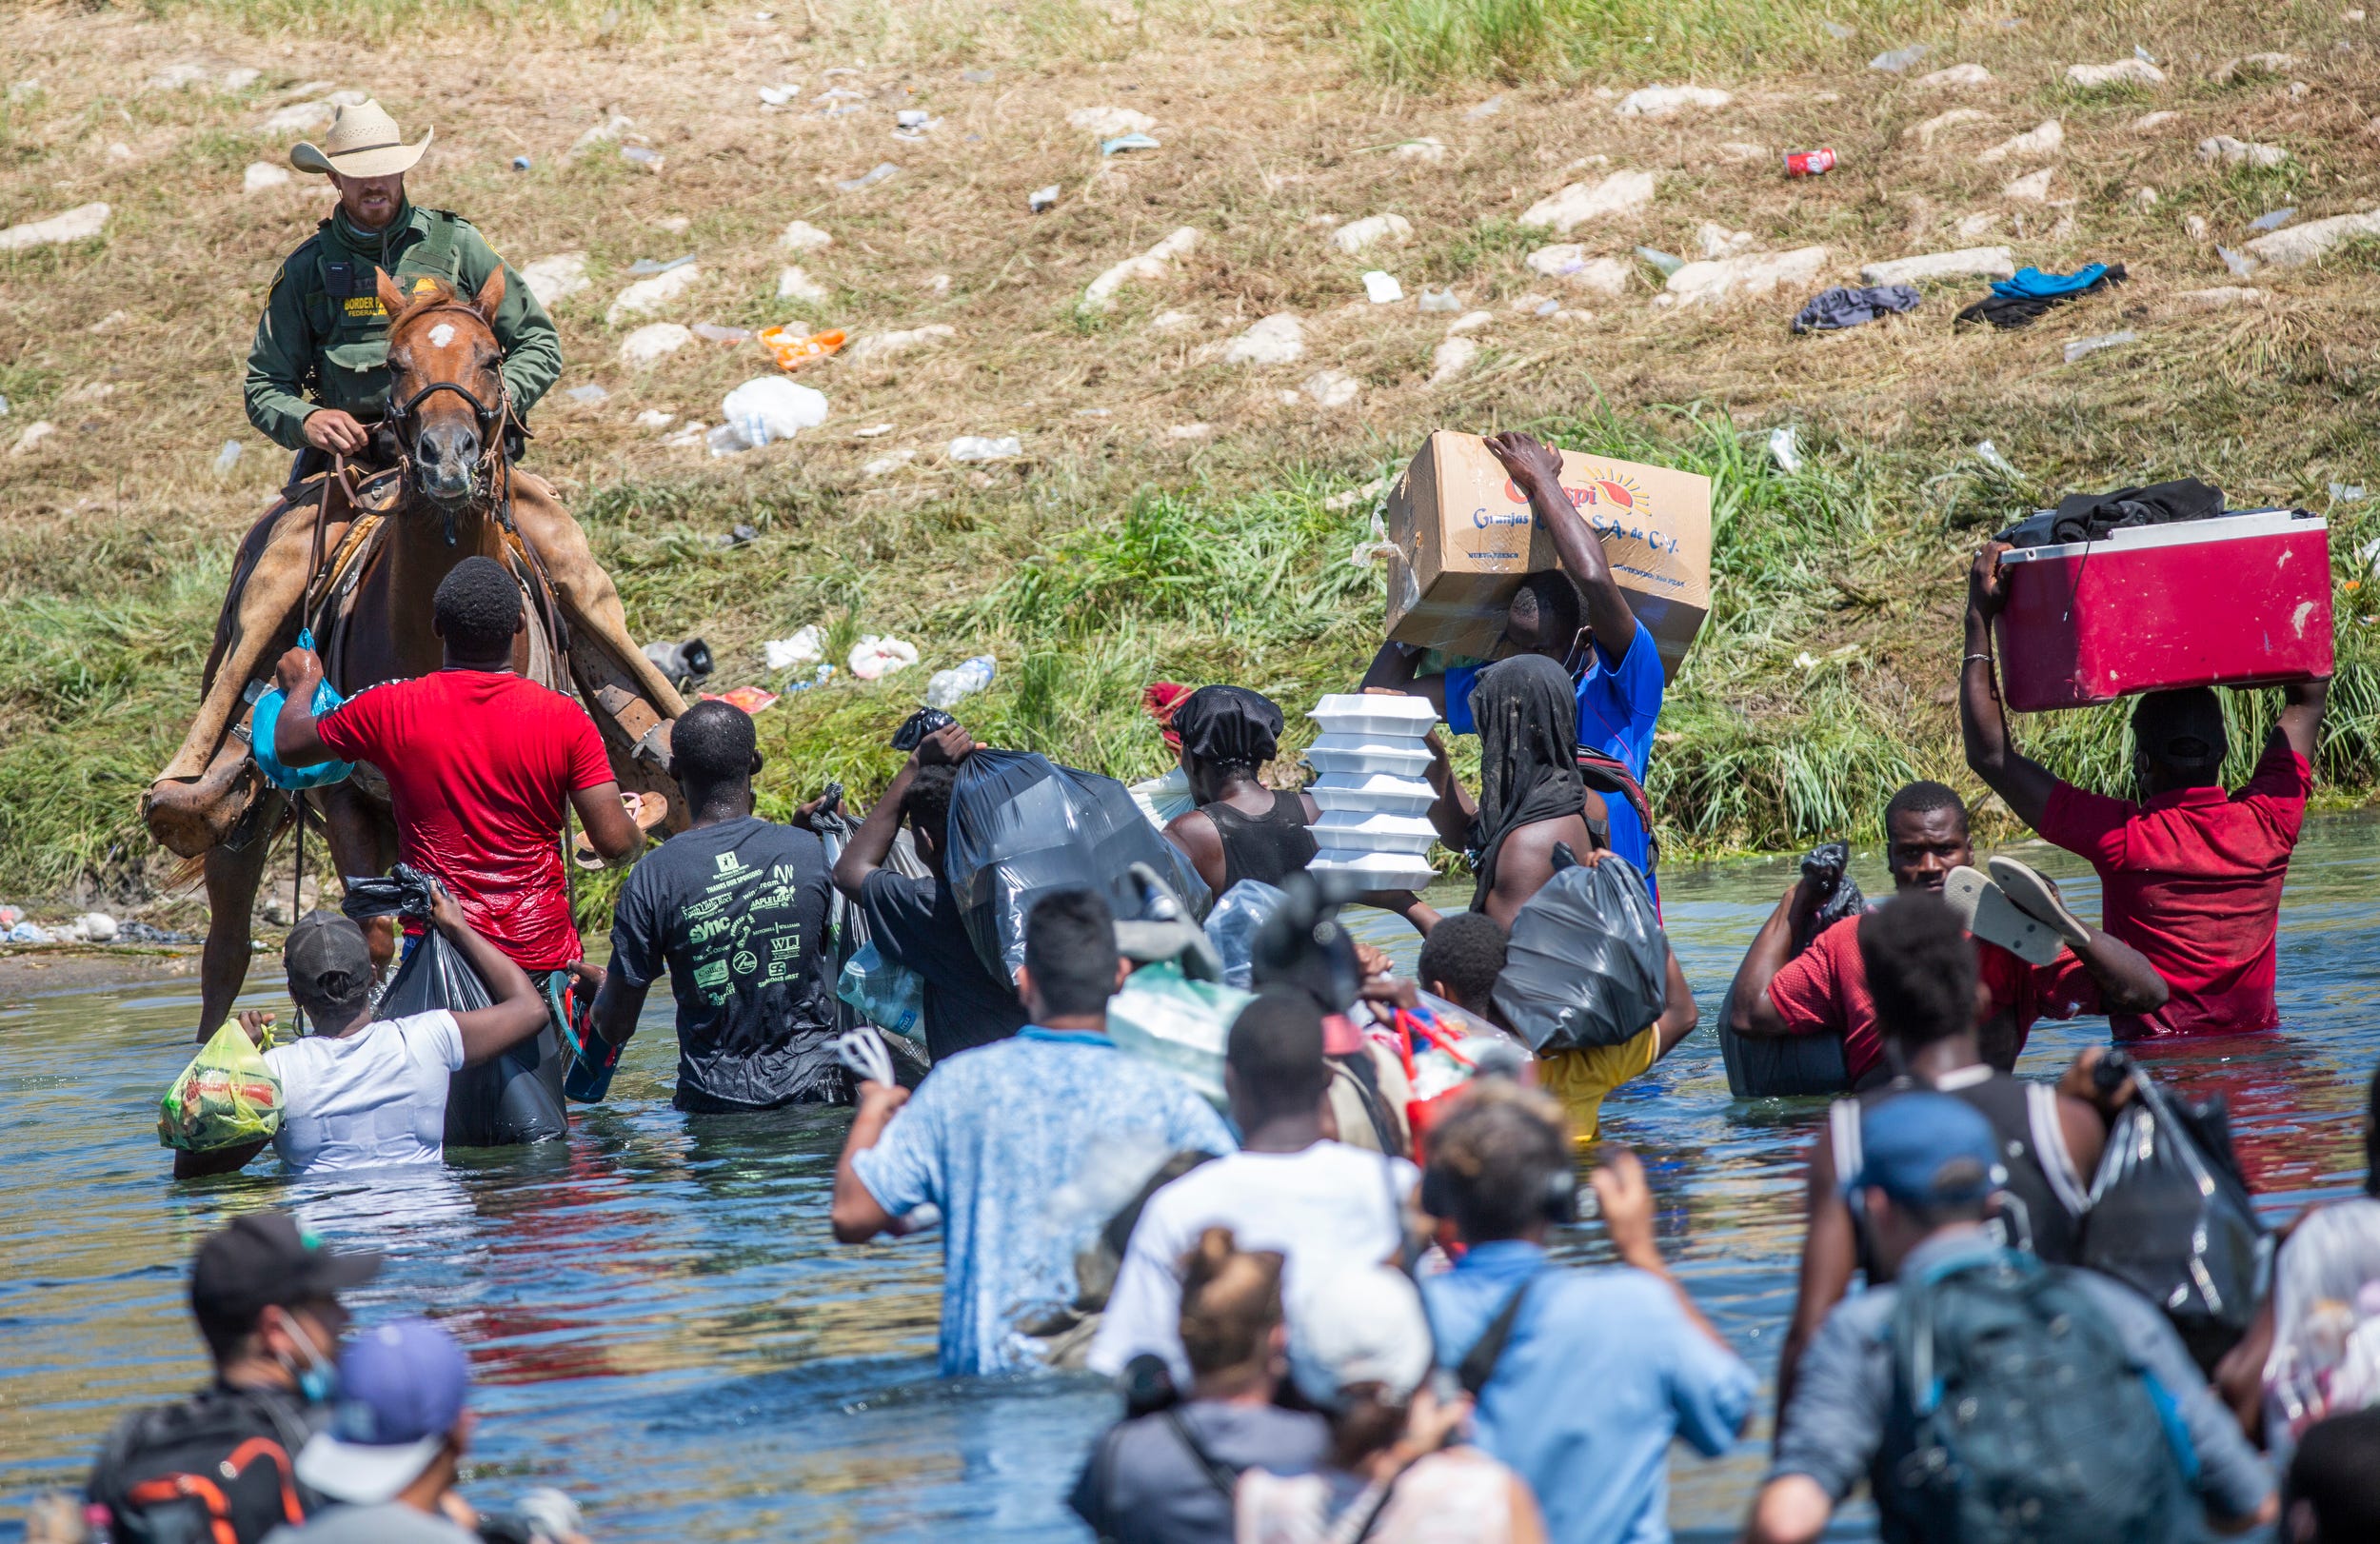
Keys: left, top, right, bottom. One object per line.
{"left": 831, "top": 889, "right": 1236, "bottom": 1377}
{"left": 1362, "top": 430, "right": 1667, "bottom": 896}
{"left": 1418, "top": 1081, "right": 1754, "bottom": 1544}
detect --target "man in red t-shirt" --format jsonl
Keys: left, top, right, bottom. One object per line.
{"left": 1726, "top": 781, "right": 2167, "bottom": 1085}
{"left": 272, "top": 556, "right": 642, "bottom": 978}
{"left": 1962, "top": 540, "right": 2328, "bottom": 1039}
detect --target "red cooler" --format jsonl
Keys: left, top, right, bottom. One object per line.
{"left": 1993, "top": 509, "right": 2333, "bottom": 711}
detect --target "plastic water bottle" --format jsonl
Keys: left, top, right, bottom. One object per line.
{"left": 923, "top": 655, "right": 994, "bottom": 708}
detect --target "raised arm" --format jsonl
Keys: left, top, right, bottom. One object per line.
{"left": 426, "top": 885, "right": 551, "bottom": 1064}
{"left": 1652, "top": 945, "right": 1699, "bottom": 1057}
{"left": 1420, "top": 725, "right": 1477, "bottom": 848}
{"left": 1484, "top": 431, "right": 1637, "bottom": 653}
{"left": 832, "top": 724, "right": 973, "bottom": 900}
{"left": 270, "top": 646, "right": 337, "bottom": 768}
{"left": 1775, "top": 1135, "right": 1855, "bottom": 1430}
{"left": 1960, "top": 543, "right": 2058, "bottom": 831}
{"left": 1359, "top": 643, "right": 1448, "bottom": 715}
{"left": 2073, "top": 923, "right": 2169, "bottom": 1016}
{"left": 831, "top": 1080, "right": 912, "bottom": 1243}
{"left": 1728, "top": 881, "right": 1821, "bottom": 1038}
{"left": 568, "top": 782, "right": 642, "bottom": 862}
{"left": 2277, "top": 678, "right": 2328, "bottom": 762}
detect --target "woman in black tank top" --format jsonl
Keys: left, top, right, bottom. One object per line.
{"left": 1160, "top": 685, "right": 1320, "bottom": 896}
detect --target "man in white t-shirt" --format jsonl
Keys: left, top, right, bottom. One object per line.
{"left": 1088, "top": 989, "right": 1418, "bottom": 1388}
{"left": 177, "top": 888, "right": 550, "bottom": 1178}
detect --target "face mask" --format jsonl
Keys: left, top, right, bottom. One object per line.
{"left": 279, "top": 1312, "right": 338, "bottom": 1404}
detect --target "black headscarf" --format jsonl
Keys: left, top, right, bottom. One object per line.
{"left": 1173, "top": 685, "right": 1285, "bottom": 769}
{"left": 1467, "top": 654, "right": 1586, "bottom": 911}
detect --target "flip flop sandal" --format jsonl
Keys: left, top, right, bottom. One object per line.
{"left": 1943, "top": 864, "right": 2070, "bottom": 966}
{"left": 1987, "top": 855, "right": 2092, "bottom": 949}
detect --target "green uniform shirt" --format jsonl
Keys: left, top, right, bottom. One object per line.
{"left": 243, "top": 201, "right": 563, "bottom": 452}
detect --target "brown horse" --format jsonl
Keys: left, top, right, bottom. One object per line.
{"left": 188, "top": 269, "right": 683, "bottom": 1035}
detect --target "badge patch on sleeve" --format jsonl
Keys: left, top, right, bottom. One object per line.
{"left": 412, "top": 275, "right": 439, "bottom": 295}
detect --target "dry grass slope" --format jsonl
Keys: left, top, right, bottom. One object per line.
{"left": 1, "top": 0, "right": 2375, "bottom": 922}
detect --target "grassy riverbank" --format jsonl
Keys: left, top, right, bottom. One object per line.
{"left": 3, "top": 0, "right": 2376, "bottom": 919}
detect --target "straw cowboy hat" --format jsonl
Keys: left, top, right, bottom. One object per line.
{"left": 290, "top": 99, "right": 432, "bottom": 179}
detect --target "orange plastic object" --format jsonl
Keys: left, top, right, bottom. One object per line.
{"left": 759, "top": 327, "right": 845, "bottom": 371}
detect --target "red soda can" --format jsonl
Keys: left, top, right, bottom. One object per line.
{"left": 1785, "top": 147, "right": 1836, "bottom": 177}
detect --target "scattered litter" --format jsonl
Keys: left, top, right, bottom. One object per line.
{"left": 765, "top": 626, "right": 825, "bottom": 669}
{"left": 620, "top": 146, "right": 664, "bottom": 169}
{"left": 759, "top": 326, "right": 844, "bottom": 370}
{"left": 2134, "top": 109, "right": 2180, "bottom": 131}
{"left": 1360, "top": 270, "right": 1404, "bottom": 304}
{"left": 855, "top": 423, "right": 895, "bottom": 438}
{"left": 1394, "top": 138, "right": 1448, "bottom": 162}
{"left": 709, "top": 377, "right": 829, "bottom": 455}
{"left": 213, "top": 440, "right": 244, "bottom": 475}
{"left": 2004, "top": 168, "right": 2057, "bottom": 202}
{"left": 1976, "top": 120, "right": 2064, "bottom": 164}
{"left": 1697, "top": 223, "right": 1757, "bottom": 258}
{"left": 1082, "top": 227, "right": 1201, "bottom": 310}
{"left": 759, "top": 84, "right": 801, "bottom": 106}
{"left": 924, "top": 656, "right": 996, "bottom": 708}
{"left": 1326, "top": 477, "right": 1391, "bottom": 512}
{"left": 1915, "top": 63, "right": 1993, "bottom": 88}
{"left": 661, "top": 421, "right": 709, "bottom": 449}
{"left": 1793, "top": 284, "right": 1921, "bottom": 331}
{"left": 10, "top": 422, "right": 55, "bottom": 455}
{"left": 1517, "top": 170, "right": 1657, "bottom": 233}
{"left": 692, "top": 323, "right": 752, "bottom": 344}
{"left": 2064, "top": 329, "right": 2137, "bottom": 363}
{"left": 776, "top": 265, "right": 829, "bottom": 303}
{"left": 1615, "top": 85, "right": 1734, "bottom": 118}
{"left": 243, "top": 162, "right": 290, "bottom": 194}
{"left": 1301, "top": 369, "right": 1360, "bottom": 407}
{"left": 1871, "top": 44, "right": 1933, "bottom": 72}
{"left": 2173, "top": 286, "right": 2265, "bottom": 309}
{"left": 714, "top": 524, "right": 761, "bottom": 549}
{"left": 628, "top": 253, "right": 697, "bottom": 275}
{"left": 115, "top": 920, "right": 193, "bottom": 944}
{"left": 1524, "top": 245, "right": 1634, "bottom": 294}
{"left": 1957, "top": 264, "right": 2127, "bottom": 328}
{"left": 635, "top": 409, "right": 676, "bottom": 428}
{"left": 2331, "top": 483, "right": 2367, "bottom": 502}
{"left": 848, "top": 324, "right": 956, "bottom": 362}
{"left": 2132, "top": 187, "right": 2160, "bottom": 210}
{"left": 1220, "top": 313, "right": 1306, "bottom": 366}
{"left": 1101, "top": 131, "right": 1161, "bottom": 155}
{"left": 2220, "top": 52, "right": 2298, "bottom": 82}
{"left": 1860, "top": 246, "right": 2015, "bottom": 286}
{"left": 1768, "top": 426, "right": 1803, "bottom": 472}
{"left": 0, "top": 395, "right": 9, "bottom": 415}
{"left": 2197, "top": 135, "right": 2288, "bottom": 168}
{"left": 1426, "top": 336, "right": 1478, "bottom": 386}
{"left": 1030, "top": 184, "right": 1061, "bottom": 212}
{"left": 1068, "top": 105, "right": 1156, "bottom": 137}
{"left": 1663, "top": 246, "right": 1829, "bottom": 306}
{"left": 565, "top": 384, "right": 611, "bottom": 404}
{"left": 2186, "top": 214, "right": 2211, "bottom": 241}
{"left": 963, "top": 69, "right": 998, "bottom": 83}
{"left": 1465, "top": 95, "right": 1504, "bottom": 119}
{"left": 2246, "top": 207, "right": 2380, "bottom": 266}
{"left": 522, "top": 252, "right": 589, "bottom": 307}
{"left": 1635, "top": 245, "right": 1686, "bottom": 277}
{"left": 1332, "top": 213, "right": 1413, "bottom": 253}
{"left": 949, "top": 434, "right": 1021, "bottom": 462}
{"left": 2067, "top": 58, "right": 2166, "bottom": 88}
{"left": 1784, "top": 148, "right": 1836, "bottom": 177}
{"left": 894, "top": 110, "right": 941, "bottom": 138}
{"left": 849, "top": 636, "right": 922, "bottom": 680}
{"left": 703, "top": 685, "right": 780, "bottom": 715}
{"left": 6, "top": 920, "right": 55, "bottom": 943}
{"left": 606, "top": 264, "right": 703, "bottom": 326}
{"left": 2218, "top": 245, "right": 2259, "bottom": 277}
{"left": 1416, "top": 286, "right": 1463, "bottom": 313}
{"left": 1445, "top": 309, "right": 1494, "bottom": 335}
{"left": 837, "top": 163, "right": 900, "bottom": 191}
{"left": 815, "top": 87, "right": 866, "bottom": 106}
{"left": 781, "top": 221, "right": 833, "bottom": 252}
{"left": 2250, "top": 207, "right": 2299, "bottom": 231}
{"left": 0, "top": 203, "right": 109, "bottom": 252}
{"left": 1974, "top": 440, "right": 2022, "bottom": 479}
{"left": 1823, "top": 21, "right": 1856, "bottom": 39}
{"left": 2137, "top": 45, "right": 2158, "bottom": 63}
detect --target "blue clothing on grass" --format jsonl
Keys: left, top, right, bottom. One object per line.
{"left": 851, "top": 1027, "right": 1236, "bottom": 1377}
{"left": 1421, "top": 1238, "right": 1755, "bottom": 1544}
{"left": 1993, "top": 264, "right": 2110, "bottom": 299}
{"left": 1442, "top": 618, "right": 1668, "bottom": 888}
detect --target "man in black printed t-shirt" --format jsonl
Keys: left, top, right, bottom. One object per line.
{"left": 585, "top": 701, "right": 843, "bottom": 1111}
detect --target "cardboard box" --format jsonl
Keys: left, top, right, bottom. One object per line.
{"left": 1381, "top": 431, "right": 1714, "bottom": 675}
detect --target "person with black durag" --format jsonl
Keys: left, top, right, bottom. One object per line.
{"left": 1162, "top": 686, "right": 1319, "bottom": 895}
{"left": 1421, "top": 652, "right": 1697, "bottom": 1143}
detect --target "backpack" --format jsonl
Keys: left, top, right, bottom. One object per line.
{"left": 87, "top": 1384, "right": 321, "bottom": 1544}
{"left": 1877, "top": 1251, "right": 2188, "bottom": 1544}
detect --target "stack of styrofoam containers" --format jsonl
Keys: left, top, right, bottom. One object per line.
{"left": 1303, "top": 693, "right": 1441, "bottom": 892}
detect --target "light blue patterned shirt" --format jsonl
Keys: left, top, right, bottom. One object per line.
{"left": 853, "top": 1027, "right": 1236, "bottom": 1376}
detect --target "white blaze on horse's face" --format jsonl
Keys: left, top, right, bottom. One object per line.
{"left": 427, "top": 323, "right": 455, "bottom": 348}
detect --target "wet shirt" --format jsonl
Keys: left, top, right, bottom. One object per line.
{"left": 1444, "top": 620, "right": 1666, "bottom": 883}
{"left": 607, "top": 816, "right": 842, "bottom": 1111}
{"left": 1771, "top": 1234, "right": 2274, "bottom": 1534}
{"left": 318, "top": 670, "right": 612, "bottom": 969}
{"left": 2038, "top": 742, "right": 2310, "bottom": 1039}
{"left": 857, "top": 870, "right": 1028, "bottom": 1060}
{"left": 264, "top": 1011, "right": 464, "bottom": 1174}
{"left": 851, "top": 1029, "right": 1235, "bottom": 1376}
{"left": 1422, "top": 1239, "right": 1755, "bottom": 1544}
{"left": 1069, "top": 1401, "right": 1329, "bottom": 1544}
{"left": 1764, "top": 916, "right": 2102, "bottom": 1083}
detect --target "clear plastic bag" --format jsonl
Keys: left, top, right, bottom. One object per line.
{"left": 943, "top": 749, "right": 1212, "bottom": 980}
{"left": 1203, "top": 880, "right": 1287, "bottom": 988}
{"left": 1103, "top": 960, "right": 1250, "bottom": 1106}
{"left": 159, "top": 1021, "right": 284, "bottom": 1152}
{"left": 837, "top": 940, "right": 926, "bottom": 1041}
{"left": 1491, "top": 854, "right": 1671, "bottom": 1052}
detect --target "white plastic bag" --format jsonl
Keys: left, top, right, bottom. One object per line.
{"left": 710, "top": 376, "right": 828, "bottom": 455}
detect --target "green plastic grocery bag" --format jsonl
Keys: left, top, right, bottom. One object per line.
{"left": 158, "top": 1021, "right": 284, "bottom": 1152}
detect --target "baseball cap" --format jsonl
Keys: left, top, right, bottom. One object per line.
{"left": 190, "top": 1213, "right": 382, "bottom": 1344}
{"left": 295, "top": 1319, "right": 470, "bottom": 1504}
{"left": 1852, "top": 1093, "right": 2003, "bottom": 1209}
{"left": 1285, "top": 1262, "right": 1435, "bottom": 1412}
{"left": 286, "top": 909, "right": 374, "bottom": 1008}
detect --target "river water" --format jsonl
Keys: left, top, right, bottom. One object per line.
{"left": 5, "top": 816, "right": 2376, "bottom": 1541}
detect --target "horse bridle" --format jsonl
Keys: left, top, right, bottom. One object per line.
{"left": 382, "top": 307, "right": 515, "bottom": 545}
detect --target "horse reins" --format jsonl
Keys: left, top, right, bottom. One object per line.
{"left": 381, "top": 301, "right": 518, "bottom": 546}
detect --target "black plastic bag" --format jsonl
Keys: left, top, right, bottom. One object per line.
{"left": 943, "top": 748, "right": 1212, "bottom": 980}
{"left": 1799, "top": 841, "right": 1865, "bottom": 938}
{"left": 349, "top": 865, "right": 567, "bottom": 1148}
{"left": 2082, "top": 1066, "right": 2269, "bottom": 1374}
{"left": 889, "top": 707, "right": 956, "bottom": 753}
{"left": 1492, "top": 851, "right": 1670, "bottom": 1053}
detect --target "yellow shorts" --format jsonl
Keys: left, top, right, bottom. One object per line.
{"left": 1534, "top": 1025, "right": 1659, "bottom": 1145}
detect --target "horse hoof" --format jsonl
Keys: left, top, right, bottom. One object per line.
{"left": 143, "top": 761, "right": 265, "bottom": 859}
